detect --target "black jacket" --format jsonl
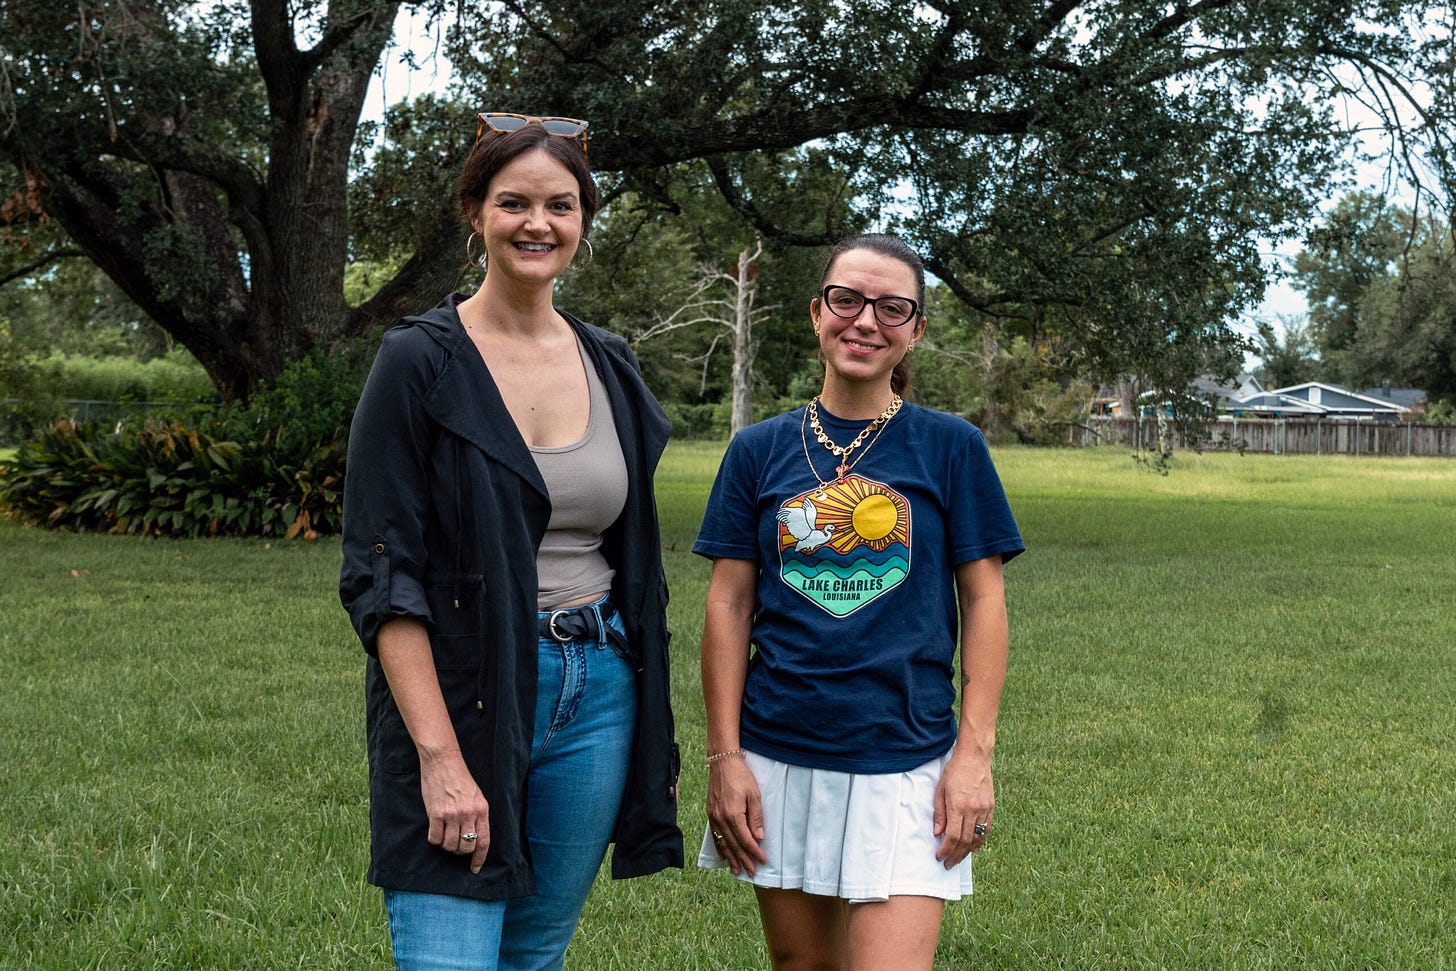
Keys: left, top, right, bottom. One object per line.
{"left": 339, "top": 294, "right": 683, "bottom": 900}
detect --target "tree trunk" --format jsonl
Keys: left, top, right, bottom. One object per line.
{"left": 3, "top": 1, "right": 449, "bottom": 403}
{"left": 729, "top": 243, "right": 757, "bottom": 436}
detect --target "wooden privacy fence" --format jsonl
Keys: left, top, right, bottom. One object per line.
{"left": 1073, "top": 417, "right": 1456, "bottom": 458}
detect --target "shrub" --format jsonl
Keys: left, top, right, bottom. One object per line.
{"left": 0, "top": 343, "right": 370, "bottom": 538}
{"left": 21, "top": 349, "right": 216, "bottom": 403}
{"left": 219, "top": 344, "right": 370, "bottom": 465}
{"left": 1, "top": 348, "right": 217, "bottom": 446}
{"left": 0, "top": 418, "right": 343, "bottom": 539}
{"left": 661, "top": 401, "right": 725, "bottom": 439}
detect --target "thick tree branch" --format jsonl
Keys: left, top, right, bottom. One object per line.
{"left": 1008, "top": 0, "right": 1086, "bottom": 57}
{"left": 923, "top": 252, "right": 1023, "bottom": 313}
{"left": 348, "top": 201, "right": 464, "bottom": 335}
{"left": 612, "top": 101, "right": 1036, "bottom": 170}
{"left": 705, "top": 156, "right": 840, "bottom": 247}
{"left": 0, "top": 247, "right": 85, "bottom": 287}
{"left": 102, "top": 132, "right": 265, "bottom": 215}
{"left": 41, "top": 168, "right": 198, "bottom": 344}
{"left": 302, "top": 3, "right": 400, "bottom": 73}
{"left": 1145, "top": 0, "right": 1240, "bottom": 43}
{"left": 251, "top": 0, "right": 305, "bottom": 115}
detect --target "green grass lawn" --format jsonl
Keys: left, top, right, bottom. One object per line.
{"left": 2, "top": 444, "right": 1453, "bottom": 969}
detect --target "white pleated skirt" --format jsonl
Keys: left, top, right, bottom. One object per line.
{"left": 697, "top": 749, "right": 973, "bottom": 903}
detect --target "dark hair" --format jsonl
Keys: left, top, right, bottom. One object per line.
{"left": 456, "top": 123, "right": 599, "bottom": 238}
{"left": 816, "top": 232, "right": 926, "bottom": 396}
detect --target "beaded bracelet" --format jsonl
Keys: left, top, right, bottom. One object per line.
{"left": 704, "top": 748, "right": 746, "bottom": 768}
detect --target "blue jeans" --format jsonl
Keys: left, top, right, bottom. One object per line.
{"left": 385, "top": 598, "right": 637, "bottom": 971}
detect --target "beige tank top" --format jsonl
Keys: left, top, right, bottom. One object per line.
{"left": 529, "top": 337, "right": 628, "bottom": 609}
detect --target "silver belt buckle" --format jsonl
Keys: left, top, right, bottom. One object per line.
{"left": 547, "top": 609, "right": 572, "bottom": 642}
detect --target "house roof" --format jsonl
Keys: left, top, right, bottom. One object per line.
{"left": 1134, "top": 372, "right": 1264, "bottom": 410}
{"left": 1192, "top": 373, "right": 1263, "bottom": 409}
{"left": 1227, "top": 393, "right": 1326, "bottom": 415}
{"left": 1357, "top": 387, "right": 1427, "bottom": 410}
{"left": 1263, "top": 381, "right": 1412, "bottom": 415}
{"left": 1105, "top": 375, "right": 1424, "bottom": 419}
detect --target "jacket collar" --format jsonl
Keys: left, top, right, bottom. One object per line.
{"left": 407, "top": 293, "right": 667, "bottom": 502}
{"left": 411, "top": 294, "right": 547, "bottom": 500}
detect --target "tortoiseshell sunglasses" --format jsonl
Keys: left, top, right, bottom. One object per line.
{"left": 474, "top": 112, "right": 589, "bottom": 160}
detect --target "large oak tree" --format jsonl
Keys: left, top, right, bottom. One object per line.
{"left": 2, "top": 0, "right": 1451, "bottom": 400}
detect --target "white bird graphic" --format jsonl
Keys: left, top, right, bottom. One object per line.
{"left": 776, "top": 499, "right": 835, "bottom": 553}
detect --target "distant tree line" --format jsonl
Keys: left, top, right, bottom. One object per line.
{"left": 1254, "top": 191, "right": 1455, "bottom": 412}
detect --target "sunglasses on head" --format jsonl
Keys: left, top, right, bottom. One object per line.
{"left": 475, "top": 112, "right": 590, "bottom": 159}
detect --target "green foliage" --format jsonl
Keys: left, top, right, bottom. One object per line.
{"left": 0, "top": 315, "right": 34, "bottom": 397}
{"left": 0, "top": 418, "right": 343, "bottom": 539}
{"left": 1348, "top": 224, "right": 1456, "bottom": 404}
{"left": 1252, "top": 316, "right": 1321, "bottom": 389}
{"left": 348, "top": 95, "right": 470, "bottom": 265}
{"left": 912, "top": 292, "right": 1094, "bottom": 445}
{"left": 344, "top": 256, "right": 405, "bottom": 308}
{"left": 217, "top": 344, "right": 370, "bottom": 467}
{"left": 0, "top": 346, "right": 215, "bottom": 446}
{"left": 1293, "top": 191, "right": 1409, "bottom": 382}
{"left": 22, "top": 349, "right": 215, "bottom": 403}
{"left": 1424, "top": 398, "right": 1456, "bottom": 422}
{"left": 1295, "top": 195, "right": 1456, "bottom": 402}
{"left": 0, "top": 348, "right": 368, "bottom": 537}
{"left": 555, "top": 183, "right": 832, "bottom": 417}
{"left": 660, "top": 402, "right": 726, "bottom": 440}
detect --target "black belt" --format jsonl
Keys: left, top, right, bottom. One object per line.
{"left": 537, "top": 599, "right": 639, "bottom": 668}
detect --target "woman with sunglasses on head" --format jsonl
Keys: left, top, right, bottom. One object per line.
{"left": 695, "top": 233, "right": 1024, "bottom": 970}
{"left": 340, "top": 113, "right": 683, "bottom": 971}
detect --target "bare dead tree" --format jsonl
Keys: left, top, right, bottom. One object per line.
{"left": 633, "top": 238, "right": 777, "bottom": 436}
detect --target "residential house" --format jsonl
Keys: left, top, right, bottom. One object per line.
{"left": 1230, "top": 382, "right": 1418, "bottom": 421}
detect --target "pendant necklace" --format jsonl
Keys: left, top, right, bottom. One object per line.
{"left": 799, "top": 394, "right": 902, "bottom": 497}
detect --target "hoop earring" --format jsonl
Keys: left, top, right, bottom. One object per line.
{"left": 465, "top": 232, "right": 487, "bottom": 271}
{"left": 570, "top": 236, "right": 594, "bottom": 271}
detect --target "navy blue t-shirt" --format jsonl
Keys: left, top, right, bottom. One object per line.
{"left": 694, "top": 402, "right": 1024, "bottom": 774}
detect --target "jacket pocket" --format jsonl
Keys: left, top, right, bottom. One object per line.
{"left": 424, "top": 578, "right": 486, "bottom": 670}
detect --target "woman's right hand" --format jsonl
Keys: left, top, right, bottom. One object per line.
{"left": 420, "top": 750, "right": 491, "bottom": 874}
{"left": 706, "top": 757, "right": 767, "bottom": 877}
{"left": 377, "top": 620, "right": 491, "bottom": 875}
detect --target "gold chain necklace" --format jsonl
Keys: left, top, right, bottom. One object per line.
{"left": 800, "top": 395, "right": 903, "bottom": 491}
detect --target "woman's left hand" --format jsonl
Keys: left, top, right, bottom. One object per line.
{"left": 933, "top": 752, "right": 993, "bottom": 867}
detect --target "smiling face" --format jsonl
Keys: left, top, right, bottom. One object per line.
{"left": 811, "top": 247, "right": 926, "bottom": 395}
{"left": 473, "top": 148, "right": 583, "bottom": 286}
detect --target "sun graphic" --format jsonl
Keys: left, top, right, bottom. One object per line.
{"left": 779, "top": 474, "right": 910, "bottom": 554}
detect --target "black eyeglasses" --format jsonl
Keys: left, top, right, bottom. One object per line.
{"left": 475, "top": 112, "right": 590, "bottom": 160}
{"left": 818, "top": 285, "right": 920, "bottom": 327}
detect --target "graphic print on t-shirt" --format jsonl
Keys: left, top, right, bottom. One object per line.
{"left": 775, "top": 473, "right": 911, "bottom": 617}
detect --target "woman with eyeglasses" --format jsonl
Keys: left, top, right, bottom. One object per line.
{"left": 694, "top": 233, "right": 1024, "bottom": 969}
{"left": 340, "top": 113, "right": 683, "bottom": 970}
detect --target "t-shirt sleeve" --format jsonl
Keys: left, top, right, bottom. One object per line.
{"left": 692, "top": 434, "right": 762, "bottom": 561}
{"left": 948, "top": 428, "right": 1025, "bottom": 565}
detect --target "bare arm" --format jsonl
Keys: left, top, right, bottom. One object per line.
{"left": 699, "top": 557, "right": 767, "bottom": 875}
{"left": 377, "top": 618, "right": 491, "bottom": 874}
{"left": 934, "top": 556, "right": 1009, "bottom": 867}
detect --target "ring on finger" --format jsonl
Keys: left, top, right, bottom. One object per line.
{"left": 973, "top": 822, "right": 988, "bottom": 837}
{"left": 462, "top": 832, "right": 478, "bottom": 843}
